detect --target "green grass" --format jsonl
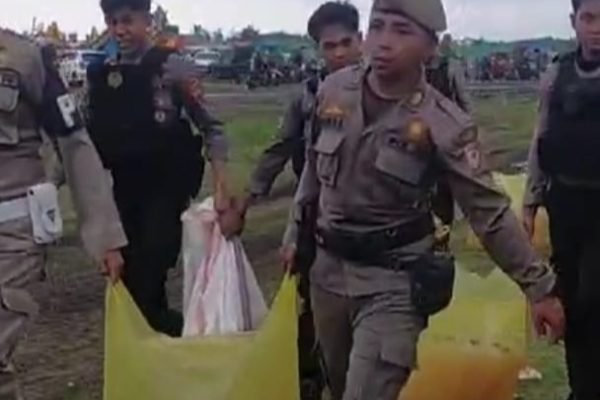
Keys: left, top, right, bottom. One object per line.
{"left": 473, "top": 95, "right": 538, "bottom": 168}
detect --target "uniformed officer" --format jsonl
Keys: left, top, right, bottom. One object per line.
{"left": 244, "top": 3, "right": 362, "bottom": 399}
{"left": 0, "top": 29, "right": 126, "bottom": 398}
{"left": 282, "top": 0, "right": 566, "bottom": 399}
{"left": 246, "top": 2, "right": 362, "bottom": 199}
{"left": 426, "top": 33, "right": 471, "bottom": 114}
{"left": 425, "top": 32, "right": 471, "bottom": 243}
{"left": 87, "top": 0, "right": 242, "bottom": 337}
{"left": 523, "top": 1, "right": 600, "bottom": 398}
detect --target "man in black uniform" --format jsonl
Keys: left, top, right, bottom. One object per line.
{"left": 87, "top": 0, "right": 242, "bottom": 337}
{"left": 524, "top": 1, "right": 600, "bottom": 399}
{"left": 243, "top": 3, "right": 362, "bottom": 399}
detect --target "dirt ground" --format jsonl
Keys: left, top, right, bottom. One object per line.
{"left": 14, "top": 82, "right": 556, "bottom": 400}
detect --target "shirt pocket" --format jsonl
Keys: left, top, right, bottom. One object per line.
{"left": 375, "top": 135, "right": 429, "bottom": 187}
{"left": 314, "top": 129, "right": 345, "bottom": 187}
{"left": 0, "top": 69, "right": 21, "bottom": 145}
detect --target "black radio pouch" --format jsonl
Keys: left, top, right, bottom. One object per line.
{"left": 408, "top": 253, "right": 456, "bottom": 317}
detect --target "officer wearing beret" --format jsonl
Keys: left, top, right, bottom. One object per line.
{"left": 87, "top": 0, "right": 243, "bottom": 337}
{"left": 283, "top": 0, "right": 565, "bottom": 398}
{"left": 0, "top": 28, "right": 126, "bottom": 398}
{"left": 524, "top": 1, "right": 600, "bottom": 398}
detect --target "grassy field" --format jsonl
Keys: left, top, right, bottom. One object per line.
{"left": 30, "top": 88, "right": 569, "bottom": 400}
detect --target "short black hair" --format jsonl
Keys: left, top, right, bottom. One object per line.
{"left": 101, "top": 0, "right": 151, "bottom": 15}
{"left": 572, "top": 0, "right": 598, "bottom": 12}
{"left": 307, "top": 1, "right": 360, "bottom": 43}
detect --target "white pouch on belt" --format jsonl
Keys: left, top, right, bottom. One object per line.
{"left": 27, "top": 183, "right": 63, "bottom": 244}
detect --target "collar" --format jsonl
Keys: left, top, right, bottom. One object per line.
{"left": 360, "top": 66, "right": 429, "bottom": 110}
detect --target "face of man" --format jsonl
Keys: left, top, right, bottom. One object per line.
{"left": 573, "top": 1, "right": 600, "bottom": 60}
{"left": 318, "top": 24, "right": 363, "bottom": 73}
{"left": 105, "top": 7, "right": 151, "bottom": 56}
{"left": 365, "top": 10, "right": 435, "bottom": 81}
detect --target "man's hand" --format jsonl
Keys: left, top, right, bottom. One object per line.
{"left": 101, "top": 249, "right": 124, "bottom": 285}
{"left": 522, "top": 205, "right": 539, "bottom": 242}
{"left": 217, "top": 197, "right": 245, "bottom": 239}
{"left": 531, "top": 295, "right": 565, "bottom": 343}
{"left": 280, "top": 244, "right": 297, "bottom": 274}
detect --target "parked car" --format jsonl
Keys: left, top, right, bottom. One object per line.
{"left": 191, "top": 50, "right": 220, "bottom": 73}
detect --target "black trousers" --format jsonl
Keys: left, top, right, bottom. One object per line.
{"left": 298, "top": 270, "right": 325, "bottom": 400}
{"left": 546, "top": 183, "right": 600, "bottom": 400}
{"left": 114, "top": 182, "right": 189, "bottom": 337}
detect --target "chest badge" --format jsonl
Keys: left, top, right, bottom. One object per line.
{"left": 107, "top": 71, "right": 123, "bottom": 89}
{"left": 320, "top": 104, "right": 346, "bottom": 128}
{"left": 405, "top": 118, "right": 431, "bottom": 151}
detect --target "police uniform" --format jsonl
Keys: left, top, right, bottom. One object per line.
{"left": 249, "top": 74, "right": 325, "bottom": 400}
{"left": 525, "top": 52, "right": 600, "bottom": 400}
{"left": 249, "top": 75, "right": 320, "bottom": 196}
{"left": 85, "top": 45, "right": 228, "bottom": 337}
{"left": 284, "top": 1, "right": 556, "bottom": 398}
{"left": 426, "top": 53, "right": 471, "bottom": 236}
{"left": 0, "top": 29, "right": 126, "bottom": 395}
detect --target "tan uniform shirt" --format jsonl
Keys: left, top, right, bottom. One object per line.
{"left": 0, "top": 29, "right": 126, "bottom": 260}
{"left": 248, "top": 82, "right": 316, "bottom": 196}
{"left": 288, "top": 65, "right": 555, "bottom": 302}
{"left": 524, "top": 58, "right": 600, "bottom": 207}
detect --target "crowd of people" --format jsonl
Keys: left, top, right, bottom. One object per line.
{"left": 2, "top": 0, "right": 600, "bottom": 399}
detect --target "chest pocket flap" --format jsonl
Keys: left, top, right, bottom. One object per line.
{"left": 315, "top": 129, "right": 344, "bottom": 154}
{"left": 375, "top": 135, "right": 429, "bottom": 186}
{"left": 314, "top": 129, "right": 345, "bottom": 187}
{"left": 0, "top": 69, "right": 20, "bottom": 113}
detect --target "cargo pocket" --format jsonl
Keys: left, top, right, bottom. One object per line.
{"left": 380, "top": 331, "right": 420, "bottom": 369}
{"left": 0, "top": 287, "right": 39, "bottom": 319}
{"left": 314, "top": 130, "right": 344, "bottom": 187}
{"left": 375, "top": 140, "right": 428, "bottom": 187}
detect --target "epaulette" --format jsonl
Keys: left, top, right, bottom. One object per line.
{"left": 433, "top": 90, "right": 473, "bottom": 127}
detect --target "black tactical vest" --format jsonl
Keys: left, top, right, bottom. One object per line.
{"left": 291, "top": 75, "right": 320, "bottom": 179}
{"left": 87, "top": 47, "right": 204, "bottom": 196}
{"left": 540, "top": 52, "right": 600, "bottom": 179}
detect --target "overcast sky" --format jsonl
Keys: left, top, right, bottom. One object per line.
{"left": 0, "top": 0, "right": 575, "bottom": 41}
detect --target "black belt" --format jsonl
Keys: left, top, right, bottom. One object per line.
{"left": 315, "top": 216, "right": 434, "bottom": 269}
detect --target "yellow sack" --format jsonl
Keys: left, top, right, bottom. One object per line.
{"left": 103, "top": 277, "right": 299, "bottom": 400}
{"left": 465, "top": 174, "right": 550, "bottom": 251}
{"left": 105, "top": 271, "right": 525, "bottom": 400}
{"left": 401, "top": 267, "right": 527, "bottom": 400}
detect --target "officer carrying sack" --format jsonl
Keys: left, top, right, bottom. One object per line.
{"left": 87, "top": 47, "right": 205, "bottom": 198}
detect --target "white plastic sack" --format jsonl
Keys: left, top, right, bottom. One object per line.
{"left": 181, "top": 198, "right": 268, "bottom": 337}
